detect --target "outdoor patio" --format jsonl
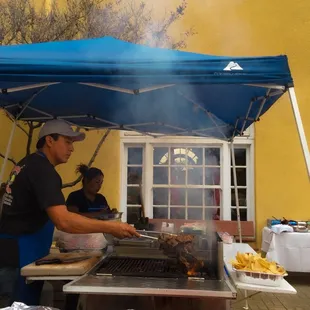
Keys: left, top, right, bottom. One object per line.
{"left": 233, "top": 273, "right": 310, "bottom": 310}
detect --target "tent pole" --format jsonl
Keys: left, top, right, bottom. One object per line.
{"left": 0, "top": 121, "right": 17, "bottom": 184}
{"left": 230, "top": 141, "right": 242, "bottom": 243}
{"left": 288, "top": 87, "right": 310, "bottom": 179}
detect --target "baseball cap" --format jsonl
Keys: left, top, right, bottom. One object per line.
{"left": 37, "top": 120, "right": 86, "bottom": 144}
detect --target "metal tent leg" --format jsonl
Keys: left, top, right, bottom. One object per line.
{"left": 243, "top": 290, "right": 249, "bottom": 310}
{"left": 288, "top": 87, "right": 310, "bottom": 179}
{"left": 230, "top": 141, "right": 242, "bottom": 243}
{"left": 0, "top": 121, "right": 17, "bottom": 184}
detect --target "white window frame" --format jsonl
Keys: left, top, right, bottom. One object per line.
{"left": 120, "top": 126, "right": 255, "bottom": 222}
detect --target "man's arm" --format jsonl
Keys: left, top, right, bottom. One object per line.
{"left": 46, "top": 205, "right": 139, "bottom": 239}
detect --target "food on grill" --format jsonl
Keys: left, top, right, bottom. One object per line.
{"left": 158, "top": 234, "right": 195, "bottom": 255}
{"left": 158, "top": 234, "right": 202, "bottom": 274}
{"left": 230, "top": 252, "right": 286, "bottom": 275}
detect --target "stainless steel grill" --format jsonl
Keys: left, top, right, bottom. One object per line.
{"left": 96, "top": 256, "right": 217, "bottom": 279}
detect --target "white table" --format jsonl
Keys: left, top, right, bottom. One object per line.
{"left": 262, "top": 226, "right": 310, "bottom": 272}
{"left": 223, "top": 242, "right": 296, "bottom": 309}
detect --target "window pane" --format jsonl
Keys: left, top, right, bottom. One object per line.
{"left": 153, "top": 167, "right": 168, "bottom": 184}
{"left": 127, "top": 167, "right": 142, "bottom": 185}
{"left": 188, "top": 167, "right": 203, "bottom": 185}
{"left": 188, "top": 208, "right": 202, "bottom": 220}
{"left": 153, "top": 147, "right": 169, "bottom": 165}
{"left": 205, "top": 189, "right": 221, "bottom": 206}
{"left": 231, "top": 168, "right": 246, "bottom": 186}
{"left": 170, "top": 147, "right": 187, "bottom": 165}
{"left": 231, "top": 188, "right": 247, "bottom": 206}
{"left": 171, "top": 167, "right": 186, "bottom": 185}
{"left": 170, "top": 188, "right": 185, "bottom": 205}
{"left": 170, "top": 207, "right": 185, "bottom": 219}
{"left": 231, "top": 208, "right": 247, "bottom": 221}
{"left": 153, "top": 207, "right": 168, "bottom": 219}
{"left": 187, "top": 188, "right": 203, "bottom": 206}
{"left": 153, "top": 188, "right": 168, "bottom": 205}
{"left": 128, "top": 147, "right": 143, "bottom": 165}
{"left": 127, "top": 207, "right": 141, "bottom": 224}
{"left": 231, "top": 148, "right": 246, "bottom": 166}
{"left": 127, "top": 187, "right": 140, "bottom": 205}
{"left": 205, "top": 148, "right": 220, "bottom": 166}
{"left": 205, "top": 167, "right": 220, "bottom": 185}
{"left": 187, "top": 148, "right": 202, "bottom": 165}
{"left": 205, "top": 208, "right": 220, "bottom": 220}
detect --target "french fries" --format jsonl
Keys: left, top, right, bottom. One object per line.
{"left": 230, "top": 252, "right": 286, "bottom": 275}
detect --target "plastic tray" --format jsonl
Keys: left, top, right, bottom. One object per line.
{"left": 233, "top": 267, "right": 288, "bottom": 287}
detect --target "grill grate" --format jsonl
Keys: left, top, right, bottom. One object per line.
{"left": 96, "top": 257, "right": 188, "bottom": 278}
{"left": 96, "top": 256, "right": 217, "bottom": 279}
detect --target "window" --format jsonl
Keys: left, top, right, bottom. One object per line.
{"left": 152, "top": 146, "right": 221, "bottom": 221}
{"left": 121, "top": 131, "right": 254, "bottom": 223}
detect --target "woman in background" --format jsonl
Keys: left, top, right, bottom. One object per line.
{"left": 55, "top": 164, "right": 116, "bottom": 252}
{"left": 66, "top": 164, "right": 116, "bottom": 217}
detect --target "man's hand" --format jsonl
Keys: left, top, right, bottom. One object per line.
{"left": 106, "top": 222, "right": 140, "bottom": 239}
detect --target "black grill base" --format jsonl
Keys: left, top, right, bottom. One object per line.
{"left": 96, "top": 256, "right": 217, "bottom": 280}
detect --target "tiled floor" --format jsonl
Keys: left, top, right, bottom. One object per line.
{"left": 233, "top": 274, "right": 310, "bottom": 310}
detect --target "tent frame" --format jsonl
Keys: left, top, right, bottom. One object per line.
{"left": 0, "top": 83, "right": 309, "bottom": 244}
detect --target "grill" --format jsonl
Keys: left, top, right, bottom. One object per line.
{"left": 96, "top": 256, "right": 217, "bottom": 279}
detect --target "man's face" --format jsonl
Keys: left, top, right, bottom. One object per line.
{"left": 47, "top": 135, "right": 74, "bottom": 165}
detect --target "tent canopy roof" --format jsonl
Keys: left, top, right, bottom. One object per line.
{"left": 0, "top": 36, "right": 293, "bottom": 140}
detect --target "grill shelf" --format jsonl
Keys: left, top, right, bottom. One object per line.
{"left": 96, "top": 256, "right": 217, "bottom": 279}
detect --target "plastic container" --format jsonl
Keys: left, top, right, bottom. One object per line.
{"left": 233, "top": 268, "right": 288, "bottom": 287}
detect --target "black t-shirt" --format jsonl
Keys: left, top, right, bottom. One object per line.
{"left": 0, "top": 153, "right": 65, "bottom": 235}
{"left": 66, "top": 189, "right": 110, "bottom": 213}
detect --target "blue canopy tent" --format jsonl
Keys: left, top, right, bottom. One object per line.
{"left": 0, "top": 37, "right": 309, "bottom": 241}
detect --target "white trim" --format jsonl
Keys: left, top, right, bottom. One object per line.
{"left": 119, "top": 142, "right": 127, "bottom": 221}
{"left": 222, "top": 143, "right": 230, "bottom": 220}
{"left": 288, "top": 87, "right": 310, "bottom": 179}
{"left": 144, "top": 143, "right": 153, "bottom": 218}
{"left": 120, "top": 133, "right": 255, "bottom": 223}
{"left": 247, "top": 142, "right": 255, "bottom": 222}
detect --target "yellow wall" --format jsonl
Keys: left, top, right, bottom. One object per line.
{"left": 164, "top": 0, "right": 310, "bottom": 247}
{"left": 1, "top": 0, "right": 310, "bottom": 249}
{"left": 0, "top": 112, "right": 28, "bottom": 181}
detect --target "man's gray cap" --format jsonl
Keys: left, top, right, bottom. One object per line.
{"left": 38, "top": 119, "right": 85, "bottom": 142}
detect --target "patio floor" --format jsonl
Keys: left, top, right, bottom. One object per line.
{"left": 233, "top": 273, "right": 310, "bottom": 310}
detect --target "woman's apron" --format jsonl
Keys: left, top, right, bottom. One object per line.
{"left": 0, "top": 220, "right": 54, "bottom": 305}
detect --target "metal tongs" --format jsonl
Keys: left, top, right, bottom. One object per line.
{"left": 138, "top": 234, "right": 158, "bottom": 240}
{"left": 137, "top": 230, "right": 177, "bottom": 241}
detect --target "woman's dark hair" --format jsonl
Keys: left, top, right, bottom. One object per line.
{"left": 76, "top": 164, "right": 104, "bottom": 185}
{"left": 36, "top": 134, "right": 60, "bottom": 149}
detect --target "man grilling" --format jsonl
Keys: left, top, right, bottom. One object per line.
{"left": 0, "top": 119, "right": 139, "bottom": 306}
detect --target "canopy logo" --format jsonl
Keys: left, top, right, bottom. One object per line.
{"left": 223, "top": 61, "right": 243, "bottom": 71}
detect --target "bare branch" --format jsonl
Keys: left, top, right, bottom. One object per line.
{"left": 0, "top": 153, "right": 16, "bottom": 165}
{"left": 26, "top": 121, "right": 42, "bottom": 156}
{"left": 62, "top": 129, "right": 111, "bottom": 188}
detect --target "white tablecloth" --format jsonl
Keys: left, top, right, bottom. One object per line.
{"left": 262, "top": 226, "right": 310, "bottom": 272}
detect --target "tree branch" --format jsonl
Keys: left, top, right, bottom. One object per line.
{"left": 0, "top": 152, "right": 16, "bottom": 165}
{"left": 26, "top": 121, "right": 42, "bottom": 156}
{"left": 62, "top": 129, "right": 111, "bottom": 188}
